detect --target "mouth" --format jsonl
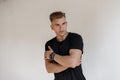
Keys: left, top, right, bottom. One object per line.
{"left": 59, "top": 31, "right": 64, "bottom": 33}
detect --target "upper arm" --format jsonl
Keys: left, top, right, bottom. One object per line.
{"left": 69, "top": 49, "right": 82, "bottom": 61}
{"left": 69, "top": 33, "right": 84, "bottom": 53}
{"left": 69, "top": 33, "right": 84, "bottom": 61}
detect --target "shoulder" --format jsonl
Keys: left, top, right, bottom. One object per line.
{"left": 69, "top": 32, "right": 82, "bottom": 39}
{"left": 68, "top": 32, "right": 83, "bottom": 44}
{"left": 45, "top": 37, "right": 56, "bottom": 46}
{"left": 68, "top": 32, "right": 84, "bottom": 51}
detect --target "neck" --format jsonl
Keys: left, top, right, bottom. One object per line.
{"left": 57, "top": 32, "right": 68, "bottom": 42}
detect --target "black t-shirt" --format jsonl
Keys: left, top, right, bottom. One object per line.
{"left": 45, "top": 32, "right": 86, "bottom": 80}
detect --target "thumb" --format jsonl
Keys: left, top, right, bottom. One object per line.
{"left": 48, "top": 46, "right": 53, "bottom": 51}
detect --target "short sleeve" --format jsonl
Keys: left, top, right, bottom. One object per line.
{"left": 69, "top": 33, "right": 84, "bottom": 53}
{"left": 45, "top": 41, "right": 50, "bottom": 51}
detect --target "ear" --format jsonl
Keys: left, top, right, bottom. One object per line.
{"left": 50, "top": 24, "right": 54, "bottom": 30}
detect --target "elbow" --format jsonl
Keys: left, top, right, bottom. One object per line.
{"left": 69, "top": 60, "right": 80, "bottom": 68}
{"left": 46, "top": 67, "right": 55, "bottom": 73}
{"left": 70, "top": 63, "right": 77, "bottom": 68}
{"left": 47, "top": 71, "right": 51, "bottom": 73}
{"left": 46, "top": 69, "right": 52, "bottom": 73}
{"left": 46, "top": 69, "right": 59, "bottom": 73}
{"left": 46, "top": 67, "right": 52, "bottom": 73}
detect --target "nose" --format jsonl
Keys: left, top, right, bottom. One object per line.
{"left": 59, "top": 25, "right": 64, "bottom": 31}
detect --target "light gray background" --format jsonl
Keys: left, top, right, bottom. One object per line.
{"left": 0, "top": 0, "right": 120, "bottom": 80}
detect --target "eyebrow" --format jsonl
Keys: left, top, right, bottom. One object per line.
{"left": 53, "top": 21, "right": 67, "bottom": 26}
{"left": 62, "top": 22, "right": 66, "bottom": 25}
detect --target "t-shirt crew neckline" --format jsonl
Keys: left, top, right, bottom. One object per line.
{"left": 55, "top": 32, "right": 71, "bottom": 43}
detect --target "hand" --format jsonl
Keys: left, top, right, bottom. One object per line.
{"left": 76, "top": 61, "right": 82, "bottom": 66}
{"left": 44, "top": 46, "right": 53, "bottom": 59}
{"left": 70, "top": 61, "right": 82, "bottom": 68}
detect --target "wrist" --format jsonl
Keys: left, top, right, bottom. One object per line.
{"left": 49, "top": 52, "right": 56, "bottom": 60}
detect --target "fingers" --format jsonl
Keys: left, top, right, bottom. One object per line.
{"left": 44, "top": 46, "right": 53, "bottom": 60}
{"left": 44, "top": 52, "right": 47, "bottom": 59}
{"left": 79, "top": 60, "right": 82, "bottom": 64}
{"left": 76, "top": 61, "right": 82, "bottom": 66}
{"left": 44, "top": 51, "right": 49, "bottom": 59}
{"left": 48, "top": 46, "right": 53, "bottom": 51}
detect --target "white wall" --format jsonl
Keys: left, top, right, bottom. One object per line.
{"left": 0, "top": 0, "right": 120, "bottom": 80}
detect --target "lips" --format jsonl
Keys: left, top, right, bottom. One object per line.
{"left": 59, "top": 31, "right": 64, "bottom": 33}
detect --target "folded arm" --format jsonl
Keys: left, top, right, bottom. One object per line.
{"left": 45, "top": 59, "right": 68, "bottom": 73}
{"left": 54, "top": 49, "right": 82, "bottom": 68}
{"left": 44, "top": 46, "right": 82, "bottom": 73}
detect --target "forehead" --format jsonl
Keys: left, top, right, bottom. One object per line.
{"left": 52, "top": 17, "right": 66, "bottom": 24}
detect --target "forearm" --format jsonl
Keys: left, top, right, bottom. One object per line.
{"left": 54, "top": 54, "right": 81, "bottom": 68}
{"left": 45, "top": 48, "right": 82, "bottom": 69}
{"left": 45, "top": 60, "right": 68, "bottom": 73}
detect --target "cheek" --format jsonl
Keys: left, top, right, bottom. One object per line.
{"left": 52, "top": 27, "right": 59, "bottom": 32}
{"left": 51, "top": 26, "right": 57, "bottom": 30}
{"left": 63, "top": 25, "right": 67, "bottom": 29}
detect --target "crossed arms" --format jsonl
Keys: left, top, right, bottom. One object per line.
{"left": 44, "top": 46, "right": 82, "bottom": 73}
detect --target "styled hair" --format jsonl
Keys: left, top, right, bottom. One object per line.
{"left": 49, "top": 11, "right": 66, "bottom": 22}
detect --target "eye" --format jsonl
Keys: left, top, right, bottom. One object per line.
{"left": 62, "top": 22, "right": 67, "bottom": 25}
{"left": 55, "top": 24, "right": 60, "bottom": 26}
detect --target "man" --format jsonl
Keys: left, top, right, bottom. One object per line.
{"left": 44, "top": 11, "right": 86, "bottom": 80}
